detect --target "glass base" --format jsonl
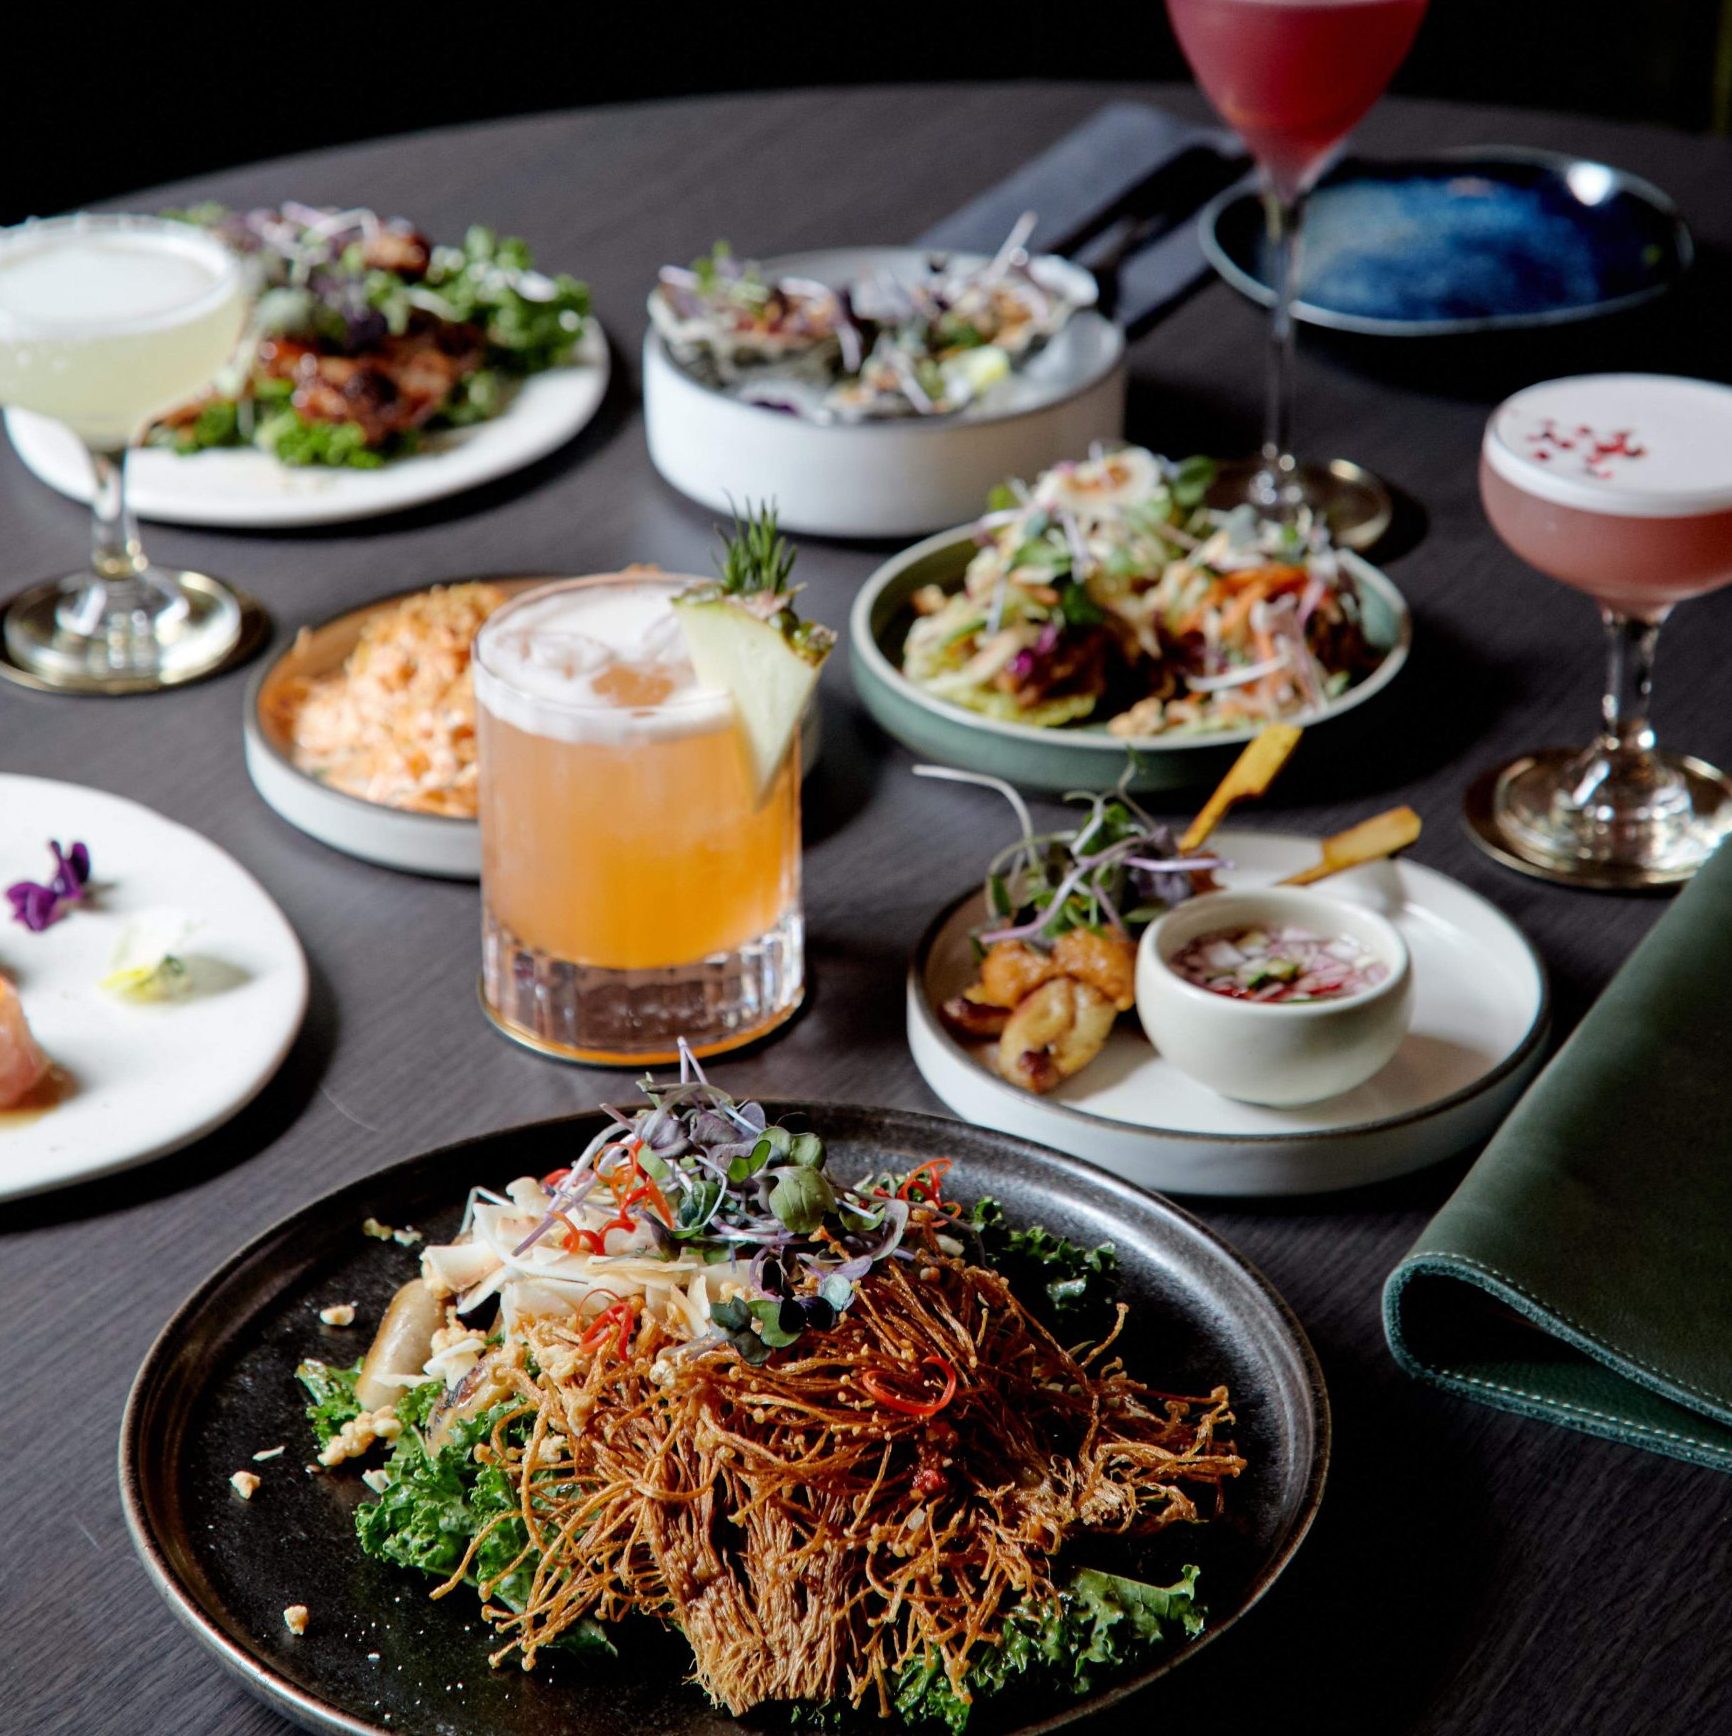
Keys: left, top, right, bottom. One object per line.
{"left": 1465, "top": 749, "right": 1732, "bottom": 890}
{"left": 1, "top": 568, "right": 249, "bottom": 694}
{"left": 1206, "top": 457, "right": 1393, "bottom": 552}
{"left": 481, "top": 905, "right": 805, "bottom": 1066}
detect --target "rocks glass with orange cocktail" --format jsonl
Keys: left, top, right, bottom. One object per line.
{"left": 474, "top": 511, "right": 831, "bottom": 1062}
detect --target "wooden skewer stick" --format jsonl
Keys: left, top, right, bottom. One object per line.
{"left": 1278, "top": 806, "right": 1423, "bottom": 886}
{"left": 1178, "top": 723, "right": 1303, "bottom": 853}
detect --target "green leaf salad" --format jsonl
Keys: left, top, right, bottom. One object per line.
{"left": 297, "top": 1052, "right": 1243, "bottom": 1726}
{"left": 150, "top": 203, "right": 590, "bottom": 467}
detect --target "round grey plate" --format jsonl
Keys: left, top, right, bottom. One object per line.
{"left": 120, "top": 1105, "right": 1327, "bottom": 1736}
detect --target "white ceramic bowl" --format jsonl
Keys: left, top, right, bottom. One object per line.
{"left": 642, "top": 247, "right": 1126, "bottom": 538}
{"left": 1135, "top": 889, "right": 1414, "bottom": 1107}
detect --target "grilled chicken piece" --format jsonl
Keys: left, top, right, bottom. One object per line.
{"left": 361, "top": 226, "right": 432, "bottom": 279}
{"left": 998, "top": 976, "right": 1116, "bottom": 1094}
{"left": 257, "top": 319, "right": 484, "bottom": 445}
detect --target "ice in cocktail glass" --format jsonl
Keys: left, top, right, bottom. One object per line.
{"left": 1166, "top": 0, "right": 1428, "bottom": 545}
{"left": 474, "top": 573, "right": 804, "bottom": 1062}
{"left": 0, "top": 214, "right": 250, "bottom": 691}
{"left": 1474, "top": 372, "right": 1732, "bottom": 885}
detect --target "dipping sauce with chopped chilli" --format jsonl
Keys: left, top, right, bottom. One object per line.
{"left": 1168, "top": 924, "right": 1389, "bottom": 1003}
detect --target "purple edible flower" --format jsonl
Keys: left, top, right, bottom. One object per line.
{"left": 6, "top": 839, "right": 91, "bottom": 933}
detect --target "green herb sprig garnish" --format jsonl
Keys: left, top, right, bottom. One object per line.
{"left": 676, "top": 500, "right": 837, "bottom": 664}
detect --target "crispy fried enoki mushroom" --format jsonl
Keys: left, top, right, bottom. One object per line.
{"left": 997, "top": 975, "right": 1117, "bottom": 1093}
{"left": 433, "top": 1253, "right": 1241, "bottom": 1718}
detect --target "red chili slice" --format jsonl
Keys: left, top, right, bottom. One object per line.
{"left": 862, "top": 1355, "right": 958, "bottom": 1419}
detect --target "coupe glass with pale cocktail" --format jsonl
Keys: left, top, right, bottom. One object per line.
{"left": 1472, "top": 373, "right": 1732, "bottom": 886}
{"left": 0, "top": 214, "right": 250, "bottom": 691}
{"left": 474, "top": 574, "right": 805, "bottom": 1063}
{"left": 1166, "top": 0, "right": 1428, "bottom": 546}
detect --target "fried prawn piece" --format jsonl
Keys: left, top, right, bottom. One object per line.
{"left": 937, "top": 994, "right": 1011, "bottom": 1040}
{"left": 998, "top": 975, "right": 1116, "bottom": 1093}
{"left": 1051, "top": 925, "right": 1137, "bottom": 1012}
{"left": 941, "top": 938, "right": 1064, "bottom": 1038}
{"left": 976, "top": 939, "right": 1061, "bottom": 1008}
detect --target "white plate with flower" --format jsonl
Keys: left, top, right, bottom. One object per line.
{"left": 0, "top": 777, "right": 307, "bottom": 1199}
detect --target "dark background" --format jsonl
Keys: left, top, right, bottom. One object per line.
{"left": 7, "top": 0, "right": 1730, "bottom": 223}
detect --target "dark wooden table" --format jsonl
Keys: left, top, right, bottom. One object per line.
{"left": 5, "top": 83, "right": 1732, "bottom": 1736}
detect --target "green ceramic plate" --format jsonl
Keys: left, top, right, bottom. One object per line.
{"left": 849, "top": 528, "right": 1412, "bottom": 793}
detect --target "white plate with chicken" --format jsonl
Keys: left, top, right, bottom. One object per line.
{"left": 909, "top": 827, "right": 1548, "bottom": 1198}
{"left": 4, "top": 332, "right": 608, "bottom": 528}
{"left": 3, "top": 202, "right": 609, "bottom": 528}
{"left": 0, "top": 776, "right": 307, "bottom": 1200}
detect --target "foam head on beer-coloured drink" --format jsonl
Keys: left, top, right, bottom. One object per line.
{"left": 1480, "top": 373, "right": 1732, "bottom": 611}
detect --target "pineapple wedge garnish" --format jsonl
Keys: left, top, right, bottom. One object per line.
{"left": 672, "top": 503, "right": 835, "bottom": 798}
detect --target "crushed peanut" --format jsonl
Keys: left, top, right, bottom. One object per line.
{"left": 251, "top": 1445, "right": 287, "bottom": 1462}
{"left": 318, "top": 1302, "right": 357, "bottom": 1327}
{"left": 318, "top": 1406, "right": 401, "bottom": 1468}
{"left": 283, "top": 1605, "right": 310, "bottom": 1636}
{"left": 229, "top": 1470, "right": 261, "bottom": 1500}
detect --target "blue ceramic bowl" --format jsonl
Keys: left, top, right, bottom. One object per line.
{"left": 1201, "top": 147, "right": 1692, "bottom": 337}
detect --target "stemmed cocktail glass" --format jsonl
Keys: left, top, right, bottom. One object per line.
{"left": 0, "top": 215, "right": 251, "bottom": 692}
{"left": 1166, "top": 0, "right": 1428, "bottom": 547}
{"left": 1470, "top": 373, "right": 1732, "bottom": 888}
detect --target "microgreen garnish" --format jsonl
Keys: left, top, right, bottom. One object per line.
{"left": 507, "top": 1043, "right": 930, "bottom": 1360}
{"left": 6, "top": 840, "right": 91, "bottom": 933}
{"left": 912, "top": 765, "right": 1223, "bottom": 950}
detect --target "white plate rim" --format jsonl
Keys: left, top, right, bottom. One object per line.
{"left": 0, "top": 775, "right": 309, "bottom": 1201}
{"left": 852, "top": 528, "right": 1413, "bottom": 757}
{"left": 3, "top": 322, "right": 610, "bottom": 528}
{"left": 908, "top": 837, "right": 1550, "bottom": 1151}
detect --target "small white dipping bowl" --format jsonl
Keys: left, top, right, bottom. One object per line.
{"left": 1135, "top": 888, "right": 1414, "bottom": 1107}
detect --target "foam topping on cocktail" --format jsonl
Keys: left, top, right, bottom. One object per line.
{"left": 1486, "top": 374, "right": 1732, "bottom": 516}
{"left": 473, "top": 579, "right": 731, "bottom": 743}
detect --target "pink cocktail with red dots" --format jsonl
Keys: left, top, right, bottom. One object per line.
{"left": 1473, "top": 374, "right": 1732, "bottom": 885}
{"left": 1482, "top": 375, "right": 1732, "bottom": 616}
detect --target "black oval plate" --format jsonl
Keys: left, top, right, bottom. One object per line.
{"left": 1202, "top": 147, "right": 1692, "bottom": 336}
{"left": 121, "top": 1105, "right": 1328, "bottom": 1736}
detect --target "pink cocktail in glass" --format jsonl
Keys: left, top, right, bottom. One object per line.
{"left": 1167, "top": 0, "right": 1428, "bottom": 543}
{"left": 1474, "top": 373, "right": 1732, "bottom": 884}
{"left": 1168, "top": 0, "right": 1429, "bottom": 199}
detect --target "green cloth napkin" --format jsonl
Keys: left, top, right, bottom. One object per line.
{"left": 1384, "top": 839, "right": 1732, "bottom": 1470}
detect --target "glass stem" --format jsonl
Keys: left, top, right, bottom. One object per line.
{"left": 90, "top": 447, "right": 148, "bottom": 583}
{"left": 1596, "top": 608, "right": 1662, "bottom": 761}
{"left": 1562, "top": 607, "right": 1685, "bottom": 826}
{"left": 1255, "top": 187, "right": 1305, "bottom": 518}
{"left": 57, "top": 446, "right": 184, "bottom": 653}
